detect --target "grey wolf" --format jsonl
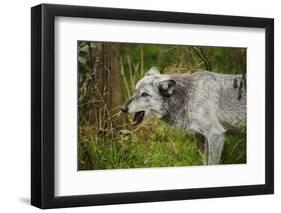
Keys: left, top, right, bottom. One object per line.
{"left": 121, "top": 67, "right": 246, "bottom": 165}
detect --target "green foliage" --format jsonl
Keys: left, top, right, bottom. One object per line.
{"left": 222, "top": 131, "right": 247, "bottom": 164}
{"left": 79, "top": 120, "right": 202, "bottom": 170}
{"left": 79, "top": 119, "right": 246, "bottom": 170}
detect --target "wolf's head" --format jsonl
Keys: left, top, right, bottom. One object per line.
{"left": 121, "top": 67, "right": 176, "bottom": 125}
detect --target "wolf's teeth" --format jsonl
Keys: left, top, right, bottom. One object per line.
{"left": 132, "top": 119, "right": 137, "bottom": 125}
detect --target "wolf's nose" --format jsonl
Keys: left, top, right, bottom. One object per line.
{"left": 121, "top": 105, "right": 129, "bottom": 113}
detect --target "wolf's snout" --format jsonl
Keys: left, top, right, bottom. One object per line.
{"left": 121, "top": 105, "right": 129, "bottom": 113}
{"left": 121, "top": 98, "right": 133, "bottom": 113}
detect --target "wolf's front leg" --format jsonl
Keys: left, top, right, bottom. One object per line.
{"left": 206, "top": 133, "right": 225, "bottom": 165}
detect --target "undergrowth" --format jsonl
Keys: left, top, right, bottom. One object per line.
{"left": 78, "top": 119, "right": 246, "bottom": 170}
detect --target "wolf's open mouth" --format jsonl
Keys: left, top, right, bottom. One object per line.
{"left": 132, "top": 111, "right": 145, "bottom": 126}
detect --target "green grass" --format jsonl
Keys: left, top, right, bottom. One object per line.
{"left": 78, "top": 119, "right": 246, "bottom": 170}
{"left": 222, "top": 131, "right": 246, "bottom": 164}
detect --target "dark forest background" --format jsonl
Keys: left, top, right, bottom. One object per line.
{"left": 78, "top": 41, "right": 246, "bottom": 170}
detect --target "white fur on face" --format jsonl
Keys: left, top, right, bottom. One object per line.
{"left": 127, "top": 74, "right": 165, "bottom": 118}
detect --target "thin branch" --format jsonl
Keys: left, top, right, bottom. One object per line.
{"left": 191, "top": 47, "right": 211, "bottom": 71}
{"left": 199, "top": 47, "right": 212, "bottom": 71}
{"left": 140, "top": 45, "right": 144, "bottom": 77}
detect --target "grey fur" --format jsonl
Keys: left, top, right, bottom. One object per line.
{"left": 123, "top": 68, "right": 246, "bottom": 165}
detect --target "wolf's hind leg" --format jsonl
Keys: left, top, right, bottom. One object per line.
{"left": 195, "top": 133, "right": 208, "bottom": 165}
{"left": 195, "top": 133, "right": 206, "bottom": 152}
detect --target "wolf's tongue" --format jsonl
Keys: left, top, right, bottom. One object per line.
{"left": 132, "top": 111, "right": 145, "bottom": 126}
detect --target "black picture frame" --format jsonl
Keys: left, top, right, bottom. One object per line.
{"left": 31, "top": 3, "right": 274, "bottom": 209}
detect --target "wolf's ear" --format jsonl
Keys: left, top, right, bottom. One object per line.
{"left": 158, "top": 79, "right": 176, "bottom": 97}
{"left": 145, "top": 67, "right": 160, "bottom": 76}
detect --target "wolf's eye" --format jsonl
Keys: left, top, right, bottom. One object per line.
{"left": 141, "top": 92, "right": 149, "bottom": 97}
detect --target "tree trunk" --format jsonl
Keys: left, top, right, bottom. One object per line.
{"left": 89, "top": 42, "right": 122, "bottom": 130}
